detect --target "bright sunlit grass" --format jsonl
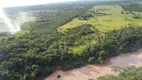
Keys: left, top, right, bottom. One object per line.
{"left": 58, "top": 5, "right": 142, "bottom": 32}
{"left": 58, "top": 5, "right": 142, "bottom": 54}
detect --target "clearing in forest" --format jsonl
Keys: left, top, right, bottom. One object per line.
{"left": 57, "top": 5, "right": 142, "bottom": 54}
{"left": 58, "top": 5, "right": 142, "bottom": 32}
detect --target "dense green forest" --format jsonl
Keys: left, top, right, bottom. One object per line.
{"left": 1, "top": 25, "right": 142, "bottom": 80}
{"left": 121, "top": 3, "right": 142, "bottom": 12}
{"left": 0, "top": 2, "right": 95, "bottom": 80}
{"left": 0, "top": 1, "right": 142, "bottom": 80}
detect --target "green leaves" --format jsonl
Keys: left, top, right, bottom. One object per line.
{"left": 96, "top": 67, "right": 142, "bottom": 80}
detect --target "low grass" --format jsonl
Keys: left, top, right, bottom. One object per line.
{"left": 70, "top": 45, "right": 86, "bottom": 55}
{"left": 58, "top": 5, "right": 142, "bottom": 32}
{"left": 58, "top": 5, "right": 142, "bottom": 54}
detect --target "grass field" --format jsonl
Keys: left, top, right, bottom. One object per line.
{"left": 58, "top": 5, "right": 142, "bottom": 54}
{"left": 58, "top": 5, "right": 142, "bottom": 32}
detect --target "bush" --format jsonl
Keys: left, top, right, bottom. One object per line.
{"left": 78, "top": 13, "right": 93, "bottom": 20}
{"left": 88, "top": 57, "right": 96, "bottom": 64}
{"left": 57, "top": 75, "right": 61, "bottom": 78}
{"left": 133, "top": 15, "right": 141, "bottom": 19}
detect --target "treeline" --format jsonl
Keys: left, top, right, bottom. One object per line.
{"left": 121, "top": 3, "right": 142, "bottom": 12}
{"left": 0, "top": 32, "right": 10, "bottom": 36}
{"left": 4, "top": 2, "right": 94, "bottom": 20}
{"left": 4, "top": 1, "right": 97, "bottom": 13}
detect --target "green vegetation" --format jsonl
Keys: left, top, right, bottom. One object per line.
{"left": 0, "top": 2, "right": 95, "bottom": 80}
{"left": 58, "top": 4, "right": 142, "bottom": 53}
{"left": 78, "top": 12, "right": 94, "bottom": 20}
{"left": 59, "top": 5, "right": 142, "bottom": 33}
{"left": 92, "top": 67, "right": 142, "bottom": 80}
{"left": 121, "top": 3, "right": 142, "bottom": 12}
{"left": 1, "top": 25, "right": 142, "bottom": 80}
{"left": 0, "top": 1, "right": 142, "bottom": 80}
{"left": 12, "top": 12, "right": 36, "bottom": 26}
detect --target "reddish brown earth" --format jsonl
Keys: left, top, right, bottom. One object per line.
{"left": 45, "top": 49, "right": 142, "bottom": 80}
